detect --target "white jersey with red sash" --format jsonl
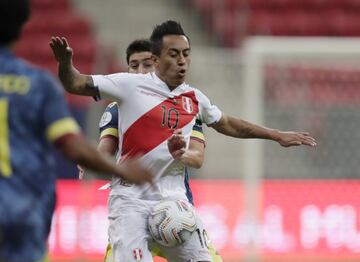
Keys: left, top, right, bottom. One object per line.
{"left": 92, "top": 72, "right": 221, "bottom": 201}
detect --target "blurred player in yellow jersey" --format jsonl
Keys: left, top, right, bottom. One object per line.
{"left": 78, "top": 39, "right": 222, "bottom": 262}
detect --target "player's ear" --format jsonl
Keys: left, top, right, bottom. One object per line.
{"left": 151, "top": 54, "right": 159, "bottom": 65}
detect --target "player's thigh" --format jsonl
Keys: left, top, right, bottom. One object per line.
{"left": 160, "top": 216, "right": 212, "bottom": 262}
{"left": 108, "top": 196, "right": 153, "bottom": 261}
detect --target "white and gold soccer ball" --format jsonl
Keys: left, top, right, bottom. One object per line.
{"left": 148, "top": 199, "right": 197, "bottom": 247}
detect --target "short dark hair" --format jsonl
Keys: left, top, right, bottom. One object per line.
{"left": 0, "top": 0, "right": 30, "bottom": 46}
{"left": 150, "top": 20, "right": 189, "bottom": 56}
{"left": 126, "top": 39, "right": 152, "bottom": 65}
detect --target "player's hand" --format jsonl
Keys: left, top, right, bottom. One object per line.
{"left": 275, "top": 131, "right": 317, "bottom": 147}
{"left": 119, "top": 159, "right": 153, "bottom": 185}
{"left": 168, "top": 129, "right": 186, "bottom": 159}
{"left": 49, "top": 36, "right": 73, "bottom": 64}
{"left": 77, "top": 164, "right": 85, "bottom": 179}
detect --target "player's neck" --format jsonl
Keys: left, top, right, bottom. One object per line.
{"left": 155, "top": 71, "right": 181, "bottom": 91}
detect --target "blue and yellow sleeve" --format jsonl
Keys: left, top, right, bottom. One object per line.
{"left": 191, "top": 118, "right": 205, "bottom": 144}
{"left": 46, "top": 117, "right": 80, "bottom": 143}
{"left": 41, "top": 74, "right": 80, "bottom": 143}
{"left": 99, "top": 102, "right": 119, "bottom": 140}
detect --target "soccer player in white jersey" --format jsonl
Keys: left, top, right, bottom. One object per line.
{"left": 50, "top": 20, "right": 316, "bottom": 262}
{"left": 78, "top": 39, "right": 222, "bottom": 261}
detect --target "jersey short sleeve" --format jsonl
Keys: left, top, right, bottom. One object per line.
{"left": 190, "top": 118, "right": 205, "bottom": 144}
{"left": 41, "top": 74, "right": 80, "bottom": 143}
{"left": 195, "top": 89, "right": 222, "bottom": 126}
{"left": 92, "top": 72, "right": 137, "bottom": 102}
{"left": 99, "top": 102, "right": 119, "bottom": 139}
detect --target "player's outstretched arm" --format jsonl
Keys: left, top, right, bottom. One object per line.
{"left": 57, "top": 134, "right": 152, "bottom": 185}
{"left": 78, "top": 137, "right": 118, "bottom": 179}
{"left": 212, "top": 114, "right": 317, "bottom": 147}
{"left": 168, "top": 129, "right": 204, "bottom": 168}
{"left": 49, "top": 37, "right": 99, "bottom": 97}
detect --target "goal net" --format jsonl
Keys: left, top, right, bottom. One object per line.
{"left": 240, "top": 37, "right": 360, "bottom": 261}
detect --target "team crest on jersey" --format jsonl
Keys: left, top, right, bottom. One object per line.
{"left": 182, "top": 96, "right": 193, "bottom": 113}
{"left": 133, "top": 248, "right": 143, "bottom": 261}
{"left": 99, "top": 111, "right": 112, "bottom": 128}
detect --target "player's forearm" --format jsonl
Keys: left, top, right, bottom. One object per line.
{"left": 215, "top": 115, "right": 280, "bottom": 141}
{"left": 230, "top": 118, "right": 279, "bottom": 140}
{"left": 77, "top": 148, "right": 126, "bottom": 179}
{"left": 59, "top": 135, "right": 125, "bottom": 178}
{"left": 58, "top": 61, "right": 97, "bottom": 96}
{"left": 97, "top": 137, "right": 118, "bottom": 157}
{"left": 179, "top": 149, "right": 204, "bottom": 169}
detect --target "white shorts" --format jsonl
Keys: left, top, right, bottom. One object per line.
{"left": 108, "top": 195, "right": 212, "bottom": 262}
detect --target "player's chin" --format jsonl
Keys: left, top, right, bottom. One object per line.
{"left": 174, "top": 75, "right": 186, "bottom": 85}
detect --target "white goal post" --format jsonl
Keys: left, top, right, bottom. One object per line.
{"left": 240, "top": 37, "right": 360, "bottom": 260}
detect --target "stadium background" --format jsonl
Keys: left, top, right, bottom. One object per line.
{"left": 16, "top": 0, "right": 360, "bottom": 261}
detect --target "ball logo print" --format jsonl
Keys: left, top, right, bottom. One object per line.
{"left": 179, "top": 199, "right": 190, "bottom": 211}
{"left": 148, "top": 200, "right": 197, "bottom": 247}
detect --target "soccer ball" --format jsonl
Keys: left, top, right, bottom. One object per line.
{"left": 148, "top": 199, "right": 197, "bottom": 247}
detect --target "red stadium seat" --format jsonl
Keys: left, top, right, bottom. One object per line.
{"left": 212, "top": 10, "right": 244, "bottom": 47}
{"left": 31, "top": 0, "right": 69, "bottom": 12}
{"left": 249, "top": 10, "right": 285, "bottom": 35}
{"left": 325, "top": 10, "right": 360, "bottom": 36}
{"left": 22, "top": 12, "right": 92, "bottom": 38}
{"left": 327, "top": 0, "right": 360, "bottom": 9}
{"left": 249, "top": 10, "right": 329, "bottom": 36}
{"left": 19, "top": 0, "right": 115, "bottom": 114}
{"left": 249, "top": 0, "right": 295, "bottom": 9}
{"left": 287, "top": 11, "right": 328, "bottom": 36}
{"left": 17, "top": 1, "right": 98, "bottom": 87}
{"left": 265, "top": 65, "right": 360, "bottom": 105}
{"left": 187, "top": 0, "right": 360, "bottom": 46}
{"left": 16, "top": 36, "right": 96, "bottom": 64}
{"left": 222, "top": 0, "right": 249, "bottom": 9}
{"left": 299, "top": 0, "right": 329, "bottom": 9}
{"left": 192, "top": 0, "right": 217, "bottom": 14}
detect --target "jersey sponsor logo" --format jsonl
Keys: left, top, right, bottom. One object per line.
{"left": 99, "top": 112, "right": 112, "bottom": 128}
{"left": 133, "top": 248, "right": 143, "bottom": 261}
{"left": 122, "top": 91, "right": 199, "bottom": 158}
{"left": 182, "top": 96, "right": 193, "bottom": 113}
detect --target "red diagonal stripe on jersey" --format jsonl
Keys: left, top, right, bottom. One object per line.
{"left": 122, "top": 91, "right": 199, "bottom": 158}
